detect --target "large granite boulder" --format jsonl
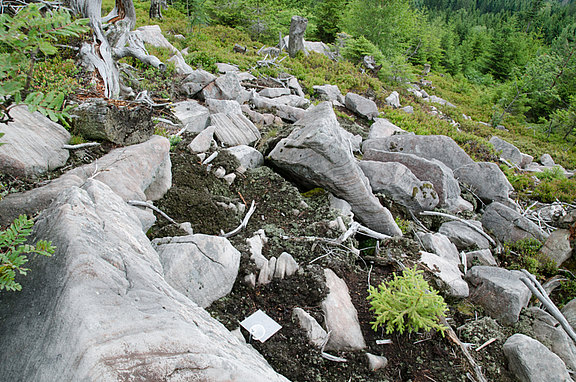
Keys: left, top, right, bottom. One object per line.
{"left": 172, "top": 100, "right": 210, "bottom": 133}
{"left": 152, "top": 234, "right": 241, "bottom": 308}
{"left": 367, "top": 118, "right": 407, "bottom": 139}
{"left": 482, "top": 202, "right": 549, "bottom": 244}
{"left": 363, "top": 149, "right": 472, "bottom": 213}
{"left": 359, "top": 160, "right": 439, "bottom": 211}
{"left": 269, "top": 102, "right": 401, "bottom": 236}
{"left": 0, "top": 105, "right": 70, "bottom": 178}
{"left": 345, "top": 93, "right": 379, "bottom": 120}
{"left": 503, "top": 334, "right": 573, "bottom": 382}
{"left": 539, "top": 229, "right": 573, "bottom": 267}
{"left": 0, "top": 180, "right": 288, "bottom": 382}
{"left": 454, "top": 162, "right": 513, "bottom": 204}
{"left": 362, "top": 135, "right": 475, "bottom": 171}
{"left": 200, "top": 72, "right": 251, "bottom": 104}
{"left": 210, "top": 113, "right": 261, "bottom": 146}
{"left": 466, "top": 266, "right": 531, "bottom": 325}
{"left": 438, "top": 220, "right": 491, "bottom": 250}
{"left": 0, "top": 136, "right": 171, "bottom": 226}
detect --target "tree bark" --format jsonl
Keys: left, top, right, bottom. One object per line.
{"left": 288, "top": 16, "right": 307, "bottom": 58}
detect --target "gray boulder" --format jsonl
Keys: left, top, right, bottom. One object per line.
{"left": 454, "top": 162, "right": 513, "bottom": 204}
{"left": 152, "top": 234, "right": 241, "bottom": 308}
{"left": 503, "top": 334, "right": 573, "bottom": 382}
{"left": 133, "top": 25, "right": 193, "bottom": 75}
{"left": 562, "top": 299, "right": 576, "bottom": 331}
{"left": 363, "top": 149, "right": 472, "bottom": 213}
{"left": 288, "top": 16, "right": 308, "bottom": 58}
{"left": 367, "top": 118, "right": 407, "bottom": 139}
{"left": 201, "top": 72, "right": 251, "bottom": 104}
{"left": 482, "top": 202, "right": 549, "bottom": 244}
{"left": 363, "top": 134, "right": 475, "bottom": 171}
{"left": 540, "top": 153, "right": 555, "bottom": 167}
{"left": 426, "top": 95, "right": 456, "bottom": 108}
{"left": 438, "top": 220, "right": 491, "bottom": 250}
{"left": 401, "top": 106, "right": 414, "bottom": 114}
{"left": 0, "top": 136, "right": 171, "bottom": 226}
{"left": 292, "top": 307, "right": 328, "bottom": 348}
{"left": 345, "top": 93, "right": 379, "bottom": 120}
{"left": 206, "top": 99, "right": 243, "bottom": 115}
{"left": 490, "top": 136, "right": 523, "bottom": 167}
{"left": 210, "top": 113, "right": 261, "bottom": 146}
{"left": 466, "top": 266, "right": 531, "bottom": 325}
{"left": 180, "top": 69, "right": 217, "bottom": 97}
{"left": 273, "top": 94, "right": 311, "bottom": 108}
{"left": 188, "top": 126, "right": 215, "bottom": 154}
{"left": 226, "top": 145, "right": 264, "bottom": 169}
{"left": 322, "top": 268, "right": 366, "bottom": 351}
{"left": 241, "top": 105, "right": 276, "bottom": 126}
{"left": 419, "top": 252, "right": 469, "bottom": 298}
{"left": 385, "top": 91, "right": 401, "bottom": 108}
{"left": 172, "top": 100, "right": 210, "bottom": 133}
{"left": 71, "top": 98, "right": 154, "bottom": 145}
{"left": 539, "top": 229, "right": 573, "bottom": 267}
{"left": 0, "top": 104, "right": 70, "bottom": 179}
{"left": 313, "top": 84, "right": 344, "bottom": 103}
{"left": 0, "top": 179, "right": 288, "bottom": 382}
{"left": 465, "top": 249, "right": 497, "bottom": 268}
{"left": 288, "top": 77, "right": 305, "bottom": 98}
{"left": 360, "top": 160, "right": 439, "bottom": 211}
{"left": 269, "top": 102, "right": 401, "bottom": 236}
{"left": 418, "top": 233, "right": 460, "bottom": 264}
{"left": 259, "top": 88, "right": 290, "bottom": 98}
{"left": 216, "top": 62, "right": 239, "bottom": 73}
{"left": 252, "top": 93, "right": 306, "bottom": 122}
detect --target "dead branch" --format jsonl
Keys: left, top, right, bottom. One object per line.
{"left": 62, "top": 142, "right": 101, "bottom": 150}
{"left": 221, "top": 200, "right": 256, "bottom": 238}
{"left": 127, "top": 200, "right": 193, "bottom": 234}
{"left": 419, "top": 211, "right": 496, "bottom": 246}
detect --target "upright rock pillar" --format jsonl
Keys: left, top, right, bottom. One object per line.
{"left": 288, "top": 16, "right": 308, "bottom": 58}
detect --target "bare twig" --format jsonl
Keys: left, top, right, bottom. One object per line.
{"left": 475, "top": 338, "right": 497, "bottom": 352}
{"left": 127, "top": 200, "right": 193, "bottom": 234}
{"left": 221, "top": 200, "right": 256, "bottom": 238}
{"left": 419, "top": 211, "right": 495, "bottom": 246}
{"left": 62, "top": 142, "right": 101, "bottom": 150}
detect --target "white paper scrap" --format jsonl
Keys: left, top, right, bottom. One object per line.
{"left": 240, "top": 309, "right": 282, "bottom": 342}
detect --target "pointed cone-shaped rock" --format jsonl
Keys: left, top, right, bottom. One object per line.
{"left": 269, "top": 102, "right": 401, "bottom": 236}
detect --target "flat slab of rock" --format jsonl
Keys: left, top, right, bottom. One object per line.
{"left": 210, "top": 113, "right": 261, "bottom": 146}
{"left": 418, "top": 233, "right": 460, "bottom": 264}
{"left": 0, "top": 105, "right": 70, "bottom": 179}
{"left": 503, "top": 334, "right": 572, "bottom": 382}
{"left": 539, "top": 229, "right": 573, "bottom": 267}
{"left": 321, "top": 269, "right": 366, "bottom": 351}
{"left": 0, "top": 179, "right": 288, "bottom": 382}
{"left": 259, "top": 88, "right": 290, "bottom": 98}
{"left": 0, "top": 136, "right": 171, "bottom": 226}
{"left": 360, "top": 161, "right": 439, "bottom": 211}
{"left": 439, "top": 220, "right": 491, "bottom": 250}
{"left": 269, "top": 102, "right": 401, "bottom": 236}
{"left": 201, "top": 72, "right": 251, "bottom": 104}
{"left": 465, "top": 249, "right": 497, "bottom": 267}
{"left": 180, "top": 69, "right": 217, "bottom": 97}
{"left": 206, "top": 99, "right": 243, "bottom": 115}
{"left": 482, "top": 202, "right": 548, "bottom": 244}
{"left": 172, "top": 100, "right": 210, "bottom": 133}
{"left": 368, "top": 118, "right": 406, "bottom": 139}
{"left": 188, "top": 126, "right": 215, "bottom": 153}
{"left": 420, "top": 252, "right": 468, "bottom": 298}
{"left": 363, "top": 149, "right": 472, "bottom": 213}
{"left": 252, "top": 94, "right": 307, "bottom": 122}
{"left": 466, "top": 266, "right": 531, "bottom": 325}
{"left": 345, "top": 93, "right": 379, "bottom": 120}
{"left": 152, "top": 234, "right": 241, "bottom": 308}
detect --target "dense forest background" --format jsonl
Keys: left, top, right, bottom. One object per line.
{"left": 168, "top": 0, "right": 575, "bottom": 140}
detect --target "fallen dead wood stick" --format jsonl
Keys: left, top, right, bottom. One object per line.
{"left": 221, "top": 200, "right": 256, "bottom": 238}
{"left": 475, "top": 338, "right": 497, "bottom": 352}
{"left": 439, "top": 315, "right": 488, "bottom": 382}
{"left": 520, "top": 269, "right": 576, "bottom": 345}
{"left": 62, "top": 142, "right": 101, "bottom": 150}
{"left": 419, "top": 211, "right": 496, "bottom": 246}
{"left": 336, "top": 221, "right": 391, "bottom": 244}
{"left": 127, "top": 200, "right": 193, "bottom": 234}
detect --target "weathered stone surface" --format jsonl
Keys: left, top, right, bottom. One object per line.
{"left": 438, "top": 220, "right": 491, "bottom": 250}
{"left": 366, "top": 353, "right": 388, "bottom": 371}
{"left": 210, "top": 113, "right": 261, "bottom": 146}
{"left": 172, "top": 100, "right": 210, "bottom": 133}
{"left": 313, "top": 84, "right": 344, "bottom": 103}
{"left": 273, "top": 94, "right": 310, "bottom": 108}
{"left": 180, "top": 69, "right": 217, "bottom": 97}
{"left": 562, "top": 298, "right": 576, "bottom": 330}
{"left": 321, "top": 268, "right": 366, "bottom": 351}
{"left": 541, "top": 153, "right": 555, "bottom": 167}
{"left": 420, "top": 252, "right": 468, "bottom": 298}
{"left": 0, "top": 105, "right": 70, "bottom": 179}
{"left": 466, "top": 266, "right": 531, "bottom": 325}
{"left": 71, "top": 98, "right": 154, "bottom": 145}
{"left": 539, "top": 229, "right": 573, "bottom": 267}
{"left": 0, "top": 136, "right": 171, "bottom": 226}
{"left": 418, "top": 233, "right": 460, "bottom": 264}
{"left": 482, "top": 202, "right": 549, "bottom": 244}
{"left": 152, "top": 234, "right": 241, "bottom": 308}
{"left": 367, "top": 118, "right": 406, "bottom": 139}
{"left": 465, "top": 249, "right": 497, "bottom": 267}
{"left": 454, "top": 162, "right": 513, "bottom": 204}
{"left": 273, "top": 252, "right": 299, "bottom": 279}
{"left": 345, "top": 93, "right": 379, "bottom": 120}
{"left": 363, "top": 149, "right": 472, "bottom": 213}
{"left": 490, "top": 136, "right": 523, "bottom": 166}
{"left": 216, "top": 62, "right": 239, "bottom": 73}
{"left": 288, "top": 16, "right": 308, "bottom": 57}
{"left": 360, "top": 161, "right": 439, "bottom": 211}
{"left": 252, "top": 94, "right": 306, "bottom": 122}
{"left": 288, "top": 77, "right": 305, "bottom": 98}
{"left": 292, "top": 307, "right": 328, "bottom": 348}
{"left": 503, "top": 334, "right": 572, "bottom": 382}
{"left": 401, "top": 105, "right": 414, "bottom": 114}
{"left": 426, "top": 95, "right": 456, "bottom": 108}
{"left": 0, "top": 180, "right": 288, "bottom": 382}
{"left": 385, "top": 91, "right": 401, "bottom": 108}
{"left": 206, "top": 99, "right": 243, "bottom": 115}
{"left": 201, "top": 72, "right": 251, "bottom": 104}
{"left": 188, "top": 125, "right": 215, "bottom": 153}
{"left": 260, "top": 88, "right": 291, "bottom": 98}
{"left": 226, "top": 145, "right": 264, "bottom": 169}
{"left": 241, "top": 105, "right": 276, "bottom": 126}
{"left": 527, "top": 307, "right": 576, "bottom": 371}
{"left": 133, "top": 25, "right": 193, "bottom": 75}
{"left": 269, "top": 102, "right": 401, "bottom": 236}
{"left": 363, "top": 134, "right": 475, "bottom": 171}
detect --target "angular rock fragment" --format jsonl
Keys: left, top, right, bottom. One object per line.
{"left": 345, "top": 92, "right": 379, "bottom": 120}
{"left": 313, "top": 84, "right": 344, "bottom": 103}
{"left": 206, "top": 99, "right": 242, "bottom": 115}
{"left": 188, "top": 126, "right": 215, "bottom": 153}
{"left": 292, "top": 308, "right": 328, "bottom": 348}
{"left": 539, "top": 229, "right": 573, "bottom": 267}
{"left": 259, "top": 88, "right": 290, "bottom": 98}
{"left": 465, "top": 249, "right": 497, "bottom": 268}
{"left": 367, "top": 118, "right": 407, "bottom": 139}
{"left": 454, "top": 162, "right": 513, "bottom": 204}
{"left": 420, "top": 252, "right": 468, "bottom": 298}
{"left": 482, "top": 202, "right": 548, "bottom": 244}
{"left": 252, "top": 93, "right": 307, "bottom": 122}
{"left": 201, "top": 72, "right": 251, "bottom": 104}
{"left": 180, "top": 69, "right": 217, "bottom": 97}
{"left": 418, "top": 233, "right": 461, "bottom": 264}
{"left": 385, "top": 91, "right": 401, "bottom": 108}
{"left": 226, "top": 145, "right": 264, "bottom": 169}
{"left": 210, "top": 113, "right": 261, "bottom": 146}
{"left": 172, "top": 100, "right": 210, "bottom": 133}
{"left": 439, "top": 220, "right": 491, "bottom": 250}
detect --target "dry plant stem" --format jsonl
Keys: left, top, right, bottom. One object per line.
{"left": 221, "top": 200, "right": 256, "bottom": 238}
{"left": 62, "top": 142, "right": 101, "bottom": 150}
{"left": 520, "top": 269, "right": 576, "bottom": 345}
{"left": 439, "top": 315, "right": 488, "bottom": 382}
{"left": 127, "top": 200, "right": 178, "bottom": 225}
{"left": 419, "top": 211, "right": 496, "bottom": 246}
{"left": 336, "top": 221, "right": 391, "bottom": 244}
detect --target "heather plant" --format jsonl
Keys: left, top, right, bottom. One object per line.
{"left": 367, "top": 266, "right": 447, "bottom": 335}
